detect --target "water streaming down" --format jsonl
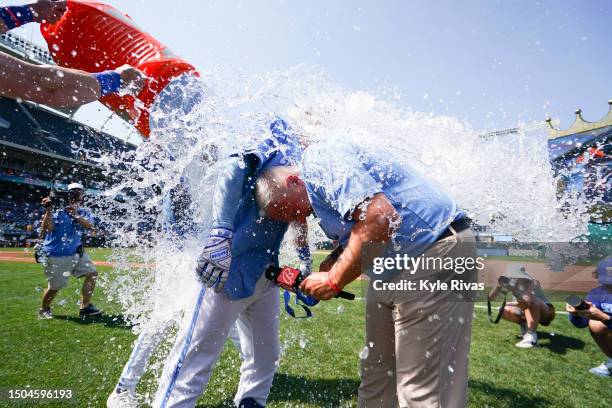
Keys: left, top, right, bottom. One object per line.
{"left": 89, "top": 65, "right": 591, "bottom": 398}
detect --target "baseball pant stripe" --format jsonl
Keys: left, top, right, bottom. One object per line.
{"left": 160, "top": 286, "right": 206, "bottom": 408}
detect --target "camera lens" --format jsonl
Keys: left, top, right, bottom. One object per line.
{"left": 566, "top": 295, "right": 583, "bottom": 308}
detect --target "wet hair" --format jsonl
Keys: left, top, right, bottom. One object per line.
{"left": 254, "top": 166, "right": 298, "bottom": 212}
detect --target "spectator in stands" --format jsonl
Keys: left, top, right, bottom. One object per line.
{"left": 1, "top": 1, "right": 145, "bottom": 108}
{"left": 488, "top": 264, "right": 556, "bottom": 348}
{"left": 38, "top": 182, "right": 102, "bottom": 319}
{"left": 566, "top": 258, "right": 612, "bottom": 377}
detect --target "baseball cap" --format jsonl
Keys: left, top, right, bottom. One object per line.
{"left": 67, "top": 182, "right": 84, "bottom": 191}
{"left": 597, "top": 258, "right": 612, "bottom": 285}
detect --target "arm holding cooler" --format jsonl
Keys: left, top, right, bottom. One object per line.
{"left": 40, "top": 1, "right": 198, "bottom": 137}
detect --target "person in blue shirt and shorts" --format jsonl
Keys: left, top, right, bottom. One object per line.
{"left": 567, "top": 258, "right": 612, "bottom": 377}
{"left": 38, "top": 182, "right": 102, "bottom": 319}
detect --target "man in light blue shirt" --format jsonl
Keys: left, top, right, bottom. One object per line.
{"left": 38, "top": 182, "right": 101, "bottom": 319}
{"left": 253, "top": 140, "right": 476, "bottom": 408}
{"left": 154, "top": 118, "right": 310, "bottom": 408}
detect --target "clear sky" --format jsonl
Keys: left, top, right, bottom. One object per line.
{"left": 7, "top": 0, "right": 612, "bottom": 139}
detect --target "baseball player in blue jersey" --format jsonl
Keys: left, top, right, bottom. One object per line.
{"left": 567, "top": 258, "right": 612, "bottom": 377}
{"left": 108, "top": 165, "right": 248, "bottom": 408}
{"left": 108, "top": 152, "right": 247, "bottom": 407}
{"left": 108, "top": 82, "right": 241, "bottom": 408}
{"left": 153, "top": 118, "right": 310, "bottom": 408}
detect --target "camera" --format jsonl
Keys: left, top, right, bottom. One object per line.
{"left": 498, "top": 276, "right": 517, "bottom": 290}
{"left": 43, "top": 190, "right": 69, "bottom": 210}
{"left": 566, "top": 295, "right": 589, "bottom": 310}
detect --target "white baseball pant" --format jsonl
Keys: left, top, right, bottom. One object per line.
{"left": 117, "top": 320, "right": 243, "bottom": 392}
{"left": 153, "top": 274, "right": 280, "bottom": 408}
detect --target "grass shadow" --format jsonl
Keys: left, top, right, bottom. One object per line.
{"left": 537, "top": 331, "right": 585, "bottom": 355}
{"left": 53, "top": 313, "right": 132, "bottom": 329}
{"left": 470, "top": 379, "right": 551, "bottom": 407}
{"left": 267, "top": 373, "right": 359, "bottom": 406}
{"left": 195, "top": 373, "right": 360, "bottom": 407}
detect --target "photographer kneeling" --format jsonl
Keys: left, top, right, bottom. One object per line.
{"left": 38, "top": 183, "right": 102, "bottom": 319}
{"left": 488, "top": 265, "right": 555, "bottom": 348}
{"left": 566, "top": 258, "right": 612, "bottom": 377}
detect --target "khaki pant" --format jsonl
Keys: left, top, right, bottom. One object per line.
{"left": 359, "top": 228, "right": 476, "bottom": 408}
{"left": 42, "top": 253, "right": 96, "bottom": 290}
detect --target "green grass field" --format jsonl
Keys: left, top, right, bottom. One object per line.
{"left": 0, "top": 249, "right": 610, "bottom": 407}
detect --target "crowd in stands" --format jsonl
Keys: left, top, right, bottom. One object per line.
{"left": 0, "top": 97, "right": 134, "bottom": 164}
{"left": 0, "top": 184, "right": 44, "bottom": 246}
{"left": 0, "top": 182, "right": 106, "bottom": 247}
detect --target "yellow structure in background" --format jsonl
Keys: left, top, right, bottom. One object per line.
{"left": 546, "top": 99, "right": 612, "bottom": 139}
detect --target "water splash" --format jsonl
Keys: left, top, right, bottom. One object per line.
{"left": 85, "top": 64, "right": 591, "bottom": 395}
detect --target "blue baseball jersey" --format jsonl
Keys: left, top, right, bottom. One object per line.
{"left": 569, "top": 285, "right": 612, "bottom": 329}
{"left": 42, "top": 208, "right": 94, "bottom": 257}
{"left": 300, "top": 141, "right": 463, "bottom": 258}
{"left": 223, "top": 119, "right": 302, "bottom": 299}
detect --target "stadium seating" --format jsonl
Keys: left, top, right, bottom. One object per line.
{"left": 0, "top": 96, "right": 136, "bottom": 247}
{"left": 0, "top": 97, "right": 133, "bottom": 162}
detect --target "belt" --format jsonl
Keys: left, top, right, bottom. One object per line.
{"left": 437, "top": 217, "right": 471, "bottom": 241}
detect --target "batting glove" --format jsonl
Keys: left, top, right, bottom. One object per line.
{"left": 196, "top": 227, "right": 233, "bottom": 292}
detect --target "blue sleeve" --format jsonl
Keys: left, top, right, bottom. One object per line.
{"left": 586, "top": 289, "right": 612, "bottom": 329}
{"left": 79, "top": 209, "right": 95, "bottom": 227}
{"left": 585, "top": 291, "right": 601, "bottom": 309}
{"left": 302, "top": 143, "right": 382, "bottom": 220}
{"left": 160, "top": 193, "right": 176, "bottom": 227}
{"left": 568, "top": 314, "right": 589, "bottom": 329}
{"left": 210, "top": 155, "right": 256, "bottom": 230}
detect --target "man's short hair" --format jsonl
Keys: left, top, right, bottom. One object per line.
{"left": 254, "top": 166, "right": 298, "bottom": 212}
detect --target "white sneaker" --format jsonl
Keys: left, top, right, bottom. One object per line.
{"left": 516, "top": 331, "right": 537, "bottom": 348}
{"left": 588, "top": 361, "right": 612, "bottom": 377}
{"left": 107, "top": 388, "right": 140, "bottom": 408}
{"left": 38, "top": 308, "right": 53, "bottom": 320}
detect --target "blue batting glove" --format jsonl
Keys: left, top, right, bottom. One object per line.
{"left": 196, "top": 227, "right": 233, "bottom": 292}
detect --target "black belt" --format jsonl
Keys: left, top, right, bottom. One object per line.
{"left": 437, "top": 217, "right": 471, "bottom": 241}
